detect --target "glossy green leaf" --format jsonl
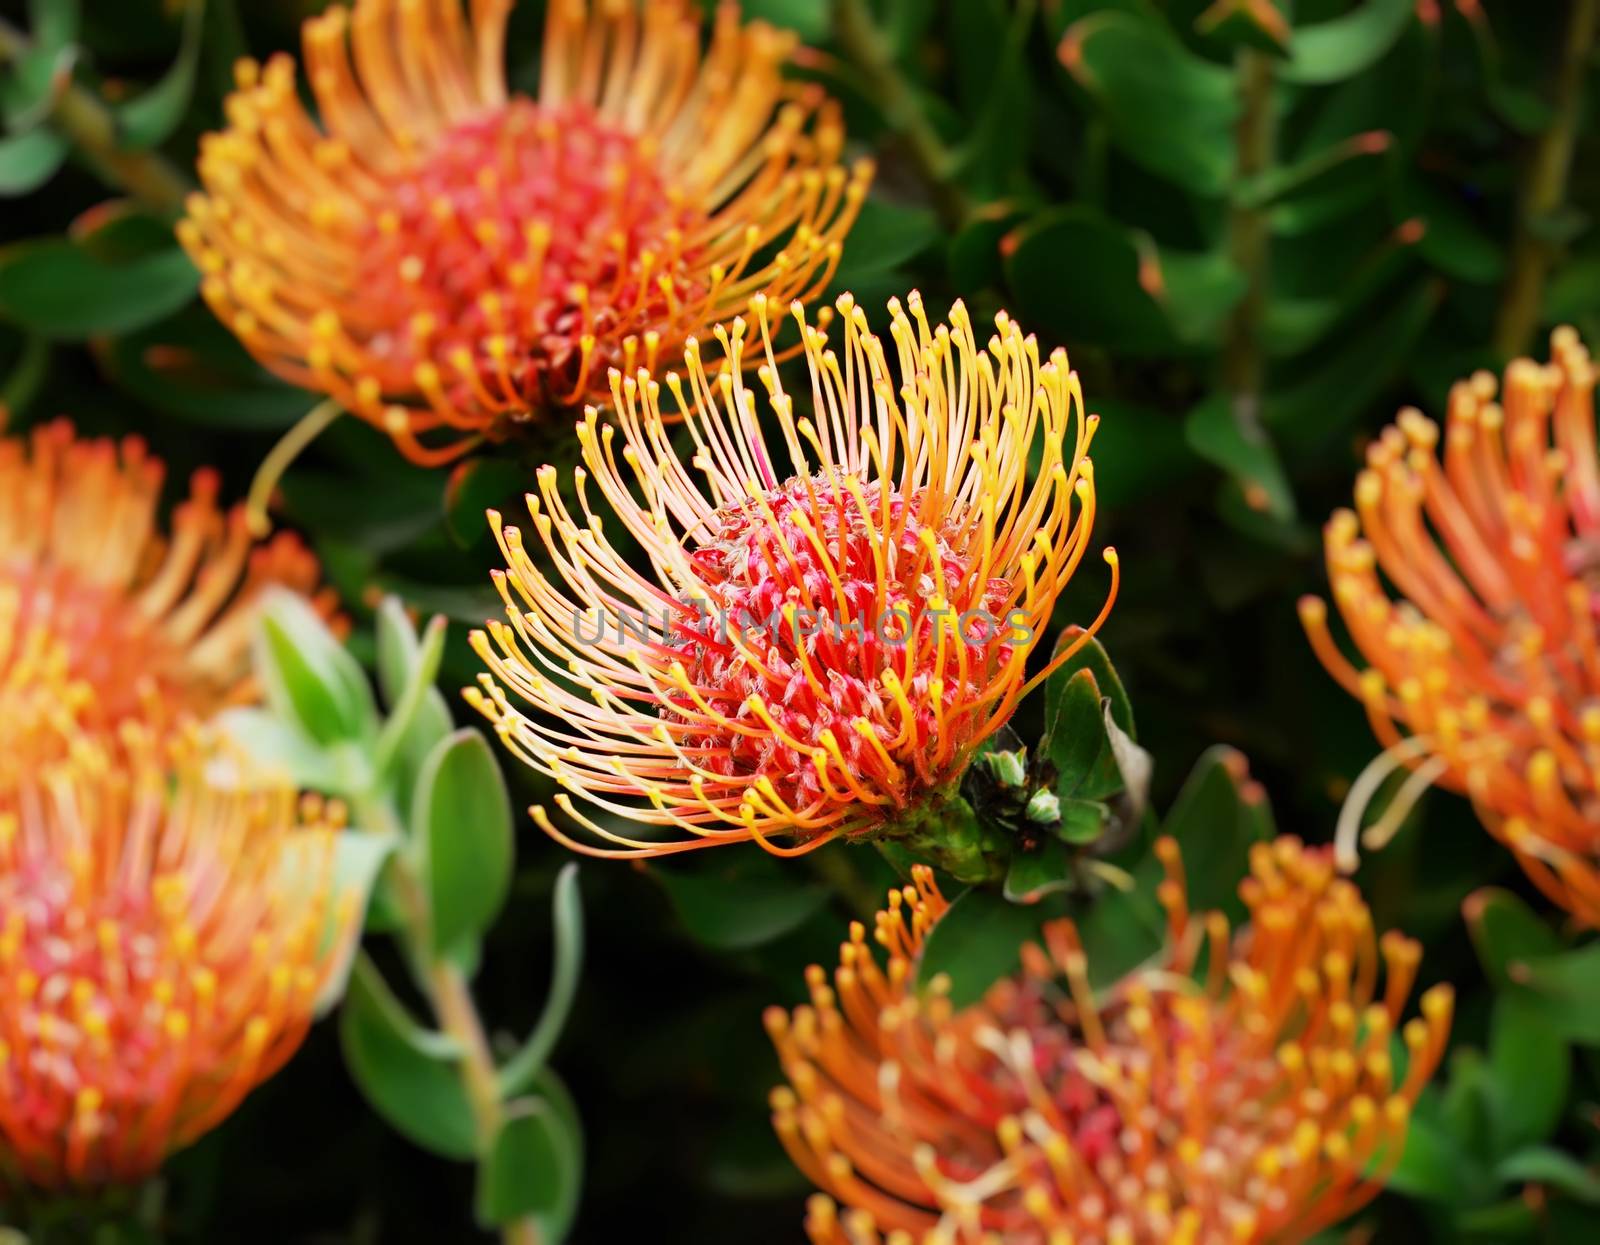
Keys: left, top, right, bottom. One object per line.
{"left": 1487, "top": 993, "right": 1569, "bottom": 1156}
{"left": 94, "top": 303, "right": 309, "bottom": 429}
{"left": 1500, "top": 944, "right": 1600, "bottom": 1045}
{"left": 214, "top": 705, "right": 343, "bottom": 793}
{"left": 415, "top": 729, "right": 515, "bottom": 965}
{"left": 373, "top": 610, "right": 448, "bottom": 785}
{"left": 1463, "top": 888, "right": 1564, "bottom": 991}
{"left": 1004, "top": 208, "right": 1171, "bottom": 354}
{"left": 0, "top": 127, "right": 66, "bottom": 195}
{"left": 1389, "top": 1105, "right": 1478, "bottom": 1202}
{"left": 1159, "top": 745, "right": 1270, "bottom": 921}
{"left": 1397, "top": 175, "right": 1503, "bottom": 284}
{"left": 255, "top": 589, "right": 379, "bottom": 747}
{"left": 1059, "top": 12, "right": 1236, "bottom": 195}
{"left": 1497, "top": 1148, "right": 1600, "bottom": 1204}
{"left": 738, "top": 0, "right": 827, "bottom": 40}
{"left": 1268, "top": 279, "right": 1440, "bottom": 457}
{"left": 339, "top": 955, "right": 476, "bottom": 1161}
{"left": 499, "top": 864, "right": 585, "bottom": 1099}
{"left": 1044, "top": 628, "right": 1134, "bottom": 802}
{"left": 115, "top": 0, "right": 206, "bottom": 150}
{"left": 313, "top": 830, "right": 402, "bottom": 1014}
{"left": 0, "top": 1, "right": 78, "bottom": 132}
{"left": 916, "top": 886, "right": 1044, "bottom": 1007}
{"left": 444, "top": 457, "right": 525, "bottom": 548}
{"left": 1281, "top": 0, "right": 1414, "bottom": 85}
{"left": 654, "top": 862, "right": 828, "bottom": 952}
{"left": 0, "top": 238, "right": 198, "bottom": 338}
{"left": 1185, "top": 393, "right": 1294, "bottom": 522}
{"left": 833, "top": 197, "right": 940, "bottom": 285}
{"left": 1003, "top": 837, "right": 1074, "bottom": 904}
{"left": 475, "top": 1096, "right": 583, "bottom": 1235}
{"left": 1056, "top": 797, "right": 1109, "bottom": 845}
{"left": 1041, "top": 667, "right": 1106, "bottom": 794}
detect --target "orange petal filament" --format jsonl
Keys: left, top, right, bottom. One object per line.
{"left": 0, "top": 419, "right": 332, "bottom": 758}
{"left": 768, "top": 838, "right": 1453, "bottom": 1244}
{"left": 0, "top": 725, "right": 350, "bottom": 1189}
{"left": 1302, "top": 327, "right": 1600, "bottom": 925}
{"left": 179, "top": 0, "right": 872, "bottom": 465}
{"left": 466, "top": 290, "right": 1117, "bottom": 859}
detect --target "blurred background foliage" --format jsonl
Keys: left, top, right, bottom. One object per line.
{"left": 4, "top": 0, "right": 1600, "bottom": 1240}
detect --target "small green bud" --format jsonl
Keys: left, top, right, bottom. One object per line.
{"left": 1025, "top": 788, "right": 1061, "bottom": 824}
{"left": 980, "top": 748, "right": 1027, "bottom": 787}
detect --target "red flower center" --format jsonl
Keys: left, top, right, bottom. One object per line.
{"left": 661, "top": 476, "right": 1016, "bottom": 818}
{"left": 357, "top": 99, "right": 704, "bottom": 418}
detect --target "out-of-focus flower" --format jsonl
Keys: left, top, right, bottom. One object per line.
{"left": 466, "top": 291, "right": 1117, "bottom": 863}
{"left": 0, "top": 419, "right": 328, "bottom": 753}
{"left": 1301, "top": 328, "right": 1600, "bottom": 924}
{"left": 0, "top": 725, "right": 348, "bottom": 1188}
{"left": 767, "top": 838, "right": 1453, "bottom": 1245}
{"left": 179, "top": 0, "right": 871, "bottom": 466}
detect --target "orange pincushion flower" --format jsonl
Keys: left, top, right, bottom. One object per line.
{"left": 767, "top": 838, "right": 1453, "bottom": 1245}
{"left": 1301, "top": 328, "right": 1600, "bottom": 924}
{"left": 178, "top": 0, "right": 871, "bottom": 466}
{"left": 0, "top": 726, "right": 348, "bottom": 1188}
{"left": 465, "top": 291, "right": 1117, "bottom": 862}
{"left": 0, "top": 419, "right": 328, "bottom": 754}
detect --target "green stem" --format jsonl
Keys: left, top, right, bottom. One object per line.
{"left": 1222, "top": 48, "right": 1276, "bottom": 437}
{"left": 1492, "top": 0, "right": 1599, "bottom": 358}
{"left": 356, "top": 797, "right": 541, "bottom": 1245}
{"left": 0, "top": 17, "right": 192, "bottom": 215}
{"left": 830, "top": 0, "right": 969, "bottom": 230}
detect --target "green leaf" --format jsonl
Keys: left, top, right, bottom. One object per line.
{"left": 372, "top": 611, "right": 448, "bottom": 783}
{"left": 738, "top": 0, "right": 827, "bottom": 40}
{"left": 916, "top": 886, "right": 1044, "bottom": 1008}
{"left": 0, "top": 1, "right": 79, "bottom": 133}
{"left": 1159, "top": 745, "right": 1270, "bottom": 922}
{"left": 1389, "top": 1106, "right": 1478, "bottom": 1202}
{"left": 499, "top": 864, "right": 585, "bottom": 1100}
{"left": 1267, "top": 279, "right": 1440, "bottom": 457}
{"left": 1041, "top": 667, "right": 1105, "bottom": 794}
{"left": 475, "top": 1096, "right": 583, "bottom": 1236}
{"left": 1004, "top": 207, "right": 1171, "bottom": 354}
{"left": 1487, "top": 992, "right": 1569, "bottom": 1156}
{"left": 1280, "top": 0, "right": 1414, "bottom": 85}
{"left": 0, "top": 126, "right": 66, "bottom": 195}
{"left": 1058, "top": 12, "right": 1237, "bottom": 195}
{"left": 115, "top": 0, "right": 206, "bottom": 150}
{"left": 1003, "top": 837, "right": 1074, "bottom": 904}
{"left": 214, "top": 705, "right": 343, "bottom": 792}
{"left": 1397, "top": 175, "right": 1504, "bottom": 285}
{"left": 94, "top": 303, "right": 309, "bottom": 429}
{"left": 1184, "top": 393, "right": 1295, "bottom": 522}
{"left": 833, "top": 197, "right": 940, "bottom": 285}
{"left": 313, "top": 830, "right": 402, "bottom": 1014}
{"left": 1056, "top": 797, "right": 1109, "bottom": 845}
{"left": 1501, "top": 944, "right": 1600, "bottom": 1045}
{"left": 414, "top": 730, "right": 515, "bottom": 965}
{"left": 1463, "top": 888, "right": 1563, "bottom": 991}
{"left": 653, "top": 862, "right": 828, "bottom": 952}
{"left": 255, "top": 589, "right": 379, "bottom": 747}
{"left": 338, "top": 955, "right": 476, "bottom": 1161}
{"left": 1157, "top": 248, "right": 1247, "bottom": 347}
{"left": 1497, "top": 1148, "right": 1600, "bottom": 1205}
{"left": 444, "top": 457, "right": 525, "bottom": 548}
{"left": 0, "top": 238, "right": 198, "bottom": 338}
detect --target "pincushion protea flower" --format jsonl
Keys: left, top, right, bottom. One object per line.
{"left": 0, "top": 419, "right": 329, "bottom": 751}
{"left": 0, "top": 725, "right": 348, "bottom": 1188}
{"left": 178, "top": 0, "right": 871, "bottom": 466}
{"left": 767, "top": 837, "right": 1453, "bottom": 1245}
{"left": 1301, "top": 328, "right": 1600, "bottom": 924}
{"left": 465, "top": 291, "right": 1117, "bottom": 868}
